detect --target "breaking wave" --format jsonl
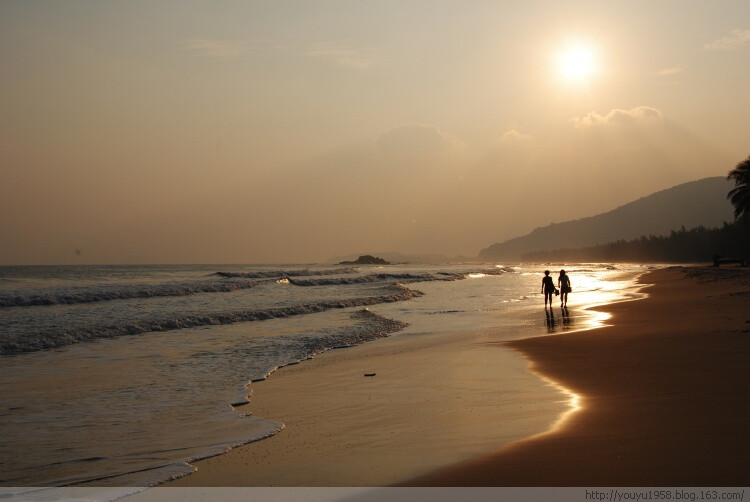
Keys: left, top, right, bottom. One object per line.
{"left": 240, "top": 309, "right": 409, "bottom": 385}
{"left": 285, "top": 269, "right": 509, "bottom": 287}
{"left": 214, "top": 268, "right": 359, "bottom": 279}
{"left": 1, "top": 284, "right": 424, "bottom": 355}
{"left": 286, "top": 272, "right": 459, "bottom": 286}
{"left": 0, "top": 280, "right": 259, "bottom": 308}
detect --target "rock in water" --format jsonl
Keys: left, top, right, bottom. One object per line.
{"left": 339, "top": 255, "right": 390, "bottom": 265}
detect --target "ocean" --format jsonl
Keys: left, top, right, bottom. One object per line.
{"left": 0, "top": 263, "right": 649, "bottom": 487}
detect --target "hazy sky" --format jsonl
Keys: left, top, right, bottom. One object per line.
{"left": 2, "top": 1, "right": 749, "bottom": 264}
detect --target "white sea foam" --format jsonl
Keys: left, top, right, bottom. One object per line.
{"left": 0, "top": 284, "right": 422, "bottom": 355}
{"left": 0, "top": 305, "right": 409, "bottom": 486}
{"left": 214, "top": 267, "right": 360, "bottom": 279}
{"left": 0, "top": 279, "right": 260, "bottom": 308}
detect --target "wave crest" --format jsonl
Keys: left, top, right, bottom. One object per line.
{"left": 0, "top": 280, "right": 259, "bottom": 308}
{"left": 286, "top": 272, "right": 449, "bottom": 286}
{"left": 214, "top": 268, "right": 359, "bottom": 279}
{"left": 1, "top": 285, "right": 423, "bottom": 355}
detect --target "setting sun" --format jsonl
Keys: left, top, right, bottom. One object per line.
{"left": 557, "top": 43, "right": 597, "bottom": 83}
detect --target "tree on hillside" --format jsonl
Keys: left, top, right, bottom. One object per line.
{"left": 727, "top": 155, "right": 750, "bottom": 222}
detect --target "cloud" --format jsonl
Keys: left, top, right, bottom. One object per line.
{"left": 375, "top": 125, "right": 466, "bottom": 156}
{"left": 658, "top": 67, "right": 683, "bottom": 76}
{"left": 180, "top": 39, "right": 248, "bottom": 58}
{"left": 704, "top": 29, "right": 750, "bottom": 51}
{"left": 307, "top": 42, "right": 384, "bottom": 70}
{"left": 570, "top": 106, "right": 664, "bottom": 128}
{"left": 498, "top": 129, "right": 534, "bottom": 144}
{"left": 561, "top": 105, "right": 730, "bottom": 204}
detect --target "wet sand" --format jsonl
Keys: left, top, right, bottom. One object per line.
{"left": 167, "top": 325, "right": 571, "bottom": 486}
{"left": 168, "top": 266, "right": 750, "bottom": 487}
{"left": 406, "top": 266, "right": 750, "bottom": 486}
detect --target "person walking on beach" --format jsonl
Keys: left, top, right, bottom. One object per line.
{"left": 558, "top": 269, "right": 571, "bottom": 307}
{"left": 541, "top": 270, "right": 556, "bottom": 309}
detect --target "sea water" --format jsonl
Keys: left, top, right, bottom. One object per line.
{"left": 0, "top": 263, "right": 650, "bottom": 486}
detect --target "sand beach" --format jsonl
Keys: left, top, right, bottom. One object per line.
{"left": 167, "top": 305, "right": 572, "bottom": 486}
{"left": 409, "top": 266, "right": 750, "bottom": 486}
{"left": 167, "top": 265, "right": 750, "bottom": 487}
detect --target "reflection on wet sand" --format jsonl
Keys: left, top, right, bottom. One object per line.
{"left": 561, "top": 307, "right": 573, "bottom": 330}
{"left": 544, "top": 308, "right": 556, "bottom": 332}
{"left": 545, "top": 307, "right": 575, "bottom": 333}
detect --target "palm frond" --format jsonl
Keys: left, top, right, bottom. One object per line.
{"left": 727, "top": 156, "right": 750, "bottom": 221}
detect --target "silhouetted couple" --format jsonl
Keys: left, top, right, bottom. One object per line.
{"left": 541, "top": 269, "right": 571, "bottom": 308}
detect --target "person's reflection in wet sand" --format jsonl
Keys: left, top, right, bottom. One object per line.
{"left": 545, "top": 308, "right": 557, "bottom": 333}
{"left": 561, "top": 307, "right": 573, "bottom": 330}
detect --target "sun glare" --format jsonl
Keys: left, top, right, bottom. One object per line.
{"left": 556, "top": 44, "right": 597, "bottom": 83}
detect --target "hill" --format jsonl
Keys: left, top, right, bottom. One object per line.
{"left": 478, "top": 177, "right": 735, "bottom": 261}
{"left": 521, "top": 222, "right": 750, "bottom": 263}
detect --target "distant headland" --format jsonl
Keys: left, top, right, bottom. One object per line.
{"left": 338, "top": 255, "right": 390, "bottom": 265}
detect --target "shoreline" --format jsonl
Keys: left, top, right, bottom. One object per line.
{"left": 405, "top": 266, "right": 750, "bottom": 486}
{"left": 165, "top": 267, "right": 650, "bottom": 487}
{"left": 165, "top": 325, "right": 571, "bottom": 486}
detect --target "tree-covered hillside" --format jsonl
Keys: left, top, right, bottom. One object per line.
{"left": 520, "top": 222, "right": 750, "bottom": 263}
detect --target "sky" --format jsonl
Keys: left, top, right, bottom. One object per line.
{"left": 1, "top": 0, "right": 749, "bottom": 264}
